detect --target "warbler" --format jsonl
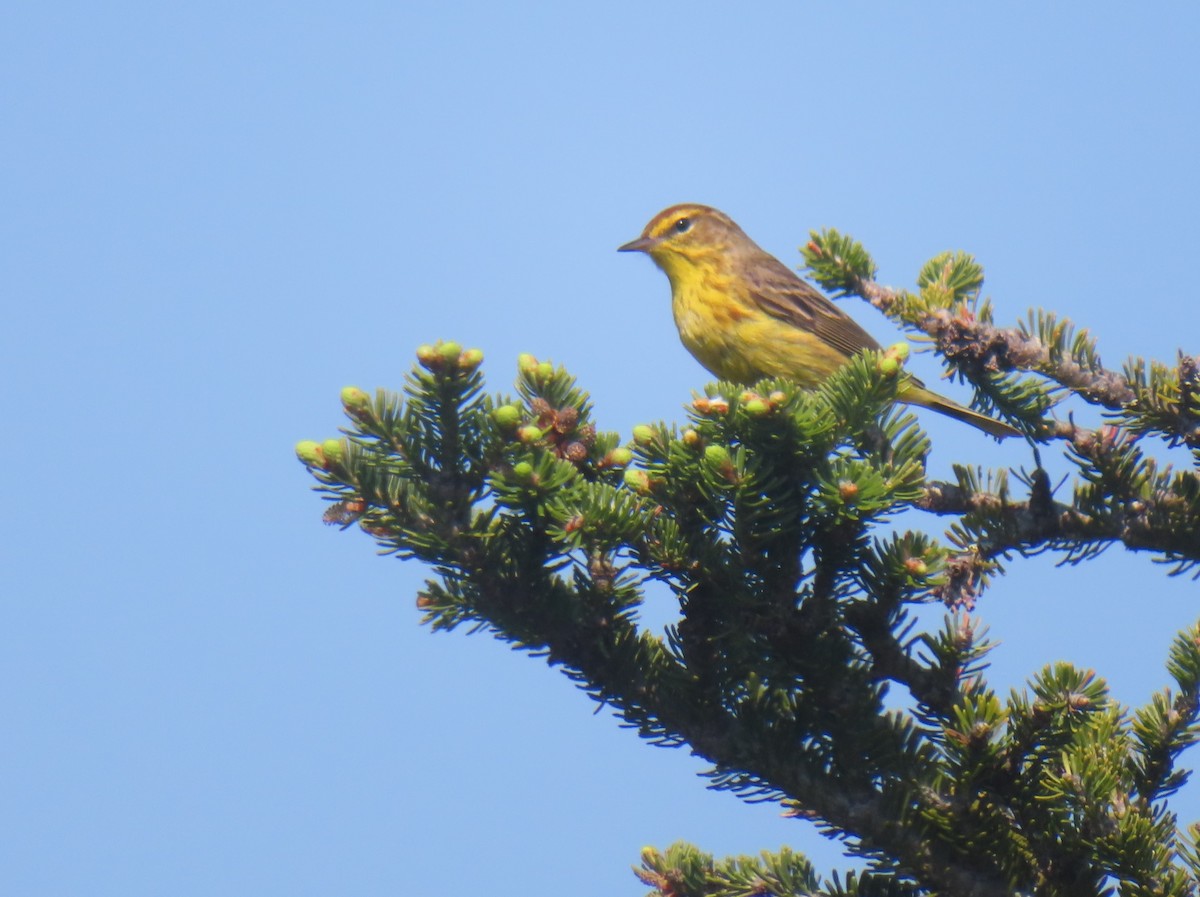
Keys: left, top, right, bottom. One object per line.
{"left": 619, "top": 203, "right": 1019, "bottom": 439}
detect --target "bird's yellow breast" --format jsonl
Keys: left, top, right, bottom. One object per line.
{"left": 666, "top": 264, "right": 849, "bottom": 388}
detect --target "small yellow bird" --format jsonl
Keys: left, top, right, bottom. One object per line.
{"left": 619, "top": 203, "right": 1019, "bottom": 439}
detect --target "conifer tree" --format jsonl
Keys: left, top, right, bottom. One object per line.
{"left": 297, "top": 230, "right": 1200, "bottom": 896}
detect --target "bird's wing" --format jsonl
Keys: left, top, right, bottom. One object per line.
{"left": 743, "top": 254, "right": 882, "bottom": 359}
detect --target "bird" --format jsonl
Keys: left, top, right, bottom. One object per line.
{"left": 618, "top": 203, "right": 1019, "bottom": 439}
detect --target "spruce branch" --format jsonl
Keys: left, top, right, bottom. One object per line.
{"left": 423, "top": 510, "right": 1013, "bottom": 896}
{"left": 302, "top": 346, "right": 1044, "bottom": 894}
{"left": 1120, "top": 353, "right": 1200, "bottom": 454}
{"left": 803, "top": 235, "right": 1134, "bottom": 414}
{"left": 802, "top": 232, "right": 1200, "bottom": 464}
{"left": 634, "top": 842, "right": 932, "bottom": 897}
{"left": 917, "top": 423, "right": 1200, "bottom": 583}
{"left": 301, "top": 298, "right": 1200, "bottom": 891}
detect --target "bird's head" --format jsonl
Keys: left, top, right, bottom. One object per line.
{"left": 618, "top": 204, "right": 751, "bottom": 279}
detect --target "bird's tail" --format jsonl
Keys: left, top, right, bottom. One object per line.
{"left": 901, "top": 383, "right": 1022, "bottom": 439}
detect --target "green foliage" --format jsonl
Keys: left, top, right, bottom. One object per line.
{"left": 801, "top": 228, "right": 878, "bottom": 297}
{"left": 1066, "top": 428, "right": 1200, "bottom": 576}
{"left": 804, "top": 232, "right": 1058, "bottom": 438}
{"left": 1121, "top": 354, "right": 1200, "bottom": 455}
{"left": 635, "top": 842, "right": 823, "bottom": 897}
{"left": 300, "top": 231, "right": 1200, "bottom": 894}
{"left": 915, "top": 251, "right": 985, "bottom": 311}
{"left": 1019, "top": 309, "right": 1105, "bottom": 384}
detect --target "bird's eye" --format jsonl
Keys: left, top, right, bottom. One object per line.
{"left": 673, "top": 217, "right": 692, "bottom": 234}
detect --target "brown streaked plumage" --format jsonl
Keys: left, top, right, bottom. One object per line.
{"left": 619, "top": 203, "right": 1019, "bottom": 439}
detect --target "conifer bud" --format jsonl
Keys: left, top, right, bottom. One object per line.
{"left": 838, "top": 480, "right": 859, "bottom": 503}
{"left": 623, "top": 468, "right": 652, "bottom": 494}
{"left": 535, "top": 361, "right": 554, "bottom": 380}
{"left": 295, "top": 440, "right": 323, "bottom": 466}
{"left": 682, "top": 429, "right": 701, "bottom": 448}
{"left": 743, "top": 398, "right": 769, "bottom": 417}
{"left": 640, "top": 846, "right": 662, "bottom": 866}
{"left": 517, "top": 353, "right": 539, "bottom": 373}
{"left": 438, "top": 340, "right": 463, "bottom": 365}
{"left": 511, "top": 461, "right": 535, "bottom": 482}
{"left": 340, "top": 386, "right": 371, "bottom": 412}
{"left": 703, "top": 445, "right": 731, "bottom": 467}
{"left": 459, "top": 347, "right": 484, "bottom": 371}
{"left": 321, "top": 439, "right": 345, "bottom": 464}
{"left": 692, "top": 396, "right": 729, "bottom": 415}
{"left": 564, "top": 441, "right": 588, "bottom": 463}
{"left": 632, "top": 424, "right": 656, "bottom": 445}
{"left": 517, "top": 425, "right": 544, "bottom": 443}
{"left": 415, "top": 344, "right": 439, "bottom": 369}
{"left": 605, "top": 447, "right": 633, "bottom": 468}
{"left": 904, "top": 558, "right": 928, "bottom": 577}
{"left": 555, "top": 407, "right": 579, "bottom": 433}
{"left": 704, "top": 444, "right": 737, "bottom": 482}
{"left": 492, "top": 404, "right": 522, "bottom": 429}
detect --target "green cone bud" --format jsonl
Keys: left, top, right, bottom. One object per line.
{"left": 295, "top": 440, "right": 323, "bottom": 465}
{"left": 535, "top": 361, "right": 554, "bottom": 380}
{"left": 459, "top": 347, "right": 484, "bottom": 371}
{"left": 606, "top": 447, "right": 633, "bottom": 467}
{"left": 492, "top": 404, "right": 522, "bottom": 429}
{"left": 631, "top": 424, "right": 655, "bottom": 445}
{"left": 321, "top": 439, "right": 345, "bottom": 464}
{"left": 623, "top": 468, "right": 651, "bottom": 493}
{"left": 878, "top": 356, "right": 900, "bottom": 377}
{"left": 415, "top": 344, "right": 439, "bottom": 369}
{"left": 888, "top": 341, "right": 911, "bottom": 361}
{"left": 438, "top": 341, "right": 463, "bottom": 364}
{"left": 517, "top": 353, "right": 538, "bottom": 372}
{"left": 703, "top": 444, "right": 731, "bottom": 467}
{"left": 512, "top": 461, "right": 534, "bottom": 481}
{"left": 743, "top": 398, "right": 769, "bottom": 416}
{"left": 517, "top": 425, "right": 544, "bottom": 443}
{"left": 340, "top": 386, "right": 370, "bottom": 411}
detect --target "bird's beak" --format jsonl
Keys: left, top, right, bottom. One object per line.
{"left": 617, "top": 235, "right": 657, "bottom": 253}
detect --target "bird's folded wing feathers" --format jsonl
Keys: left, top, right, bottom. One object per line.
{"left": 743, "top": 255, "right": 883, "bottom": 360}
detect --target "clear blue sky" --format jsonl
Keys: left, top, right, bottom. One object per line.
{"left": 4, "top": 4, "right": 1199, "bottom": 895}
